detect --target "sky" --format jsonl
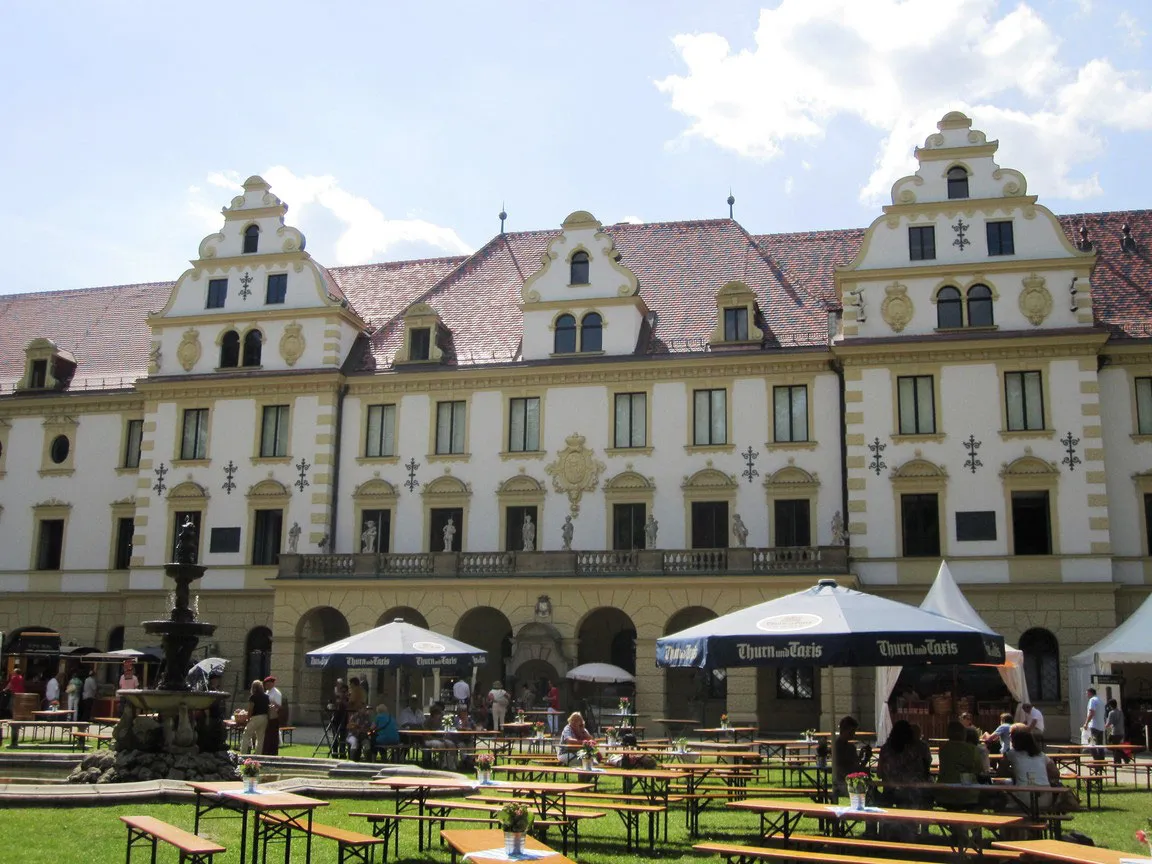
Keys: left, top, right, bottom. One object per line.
{"left": 1, "top": 0, "right": 1150, "bottom": 296}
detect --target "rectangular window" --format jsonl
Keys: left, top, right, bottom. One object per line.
{"left": 614, "top": 393, "right": 647, "bottom": 448}
{"left": 30, "top": 359, "right": 47, "bottom": 389}
{"left": 259, "top": 405, "right": 290, "bottom": 458}
{"left": 901, "top": 493, "right": 940, "bottom": 557}
{"left": 1145, "top": 494, "right": 1152, "bottom": 555}
{"left": 410, "top": 327, "right": 431, "bottom": 361}
{"left": 505, "top": 505, "right": 538, "bottom": 552}
{"left": 114, "top": 517, "right": 135, "bottom": 570}
{"left": 123, "top": 419, "right": 143, "bottom": 468}
{"left": 172, "top": 511, "right": 201, "bottom": 563}
{"left": 180, "top": 408, "right": 209, "bottom": 460}
{"left": 612, "top": 503, "right": 647, "bottom": 550}
{"left": 693, "top": 389, "right": 727, "bottom": 446}
{"left": 776, "top": 666, "right": 815, "bottom": 700}
{"left": 206, "top": 278, "right": 227, "bottom": 309}
{"left": 897, "top": 375, "right": 936, "bottom": 435}
{"left": 508, "top": 397, "right": 540, "bottom": 452}
{"left": 265, "top": 273, "right": 288, "bottom": 304}
{"left": 252, "top": 509, "right": 284, "bottom": 565}
{"left": 435, "top": 401, "right": 466, "bottom": 454}
{"left": 36, "top": 519, "right": 64, "bottom": 570}
{"left": 723, "top": 307, "right": 748, "bottom": 341}
{"left": 773, "top": 385, "right": 809, "bottom": 443}
{"left": 430, "top": 507, "right": 463, "bottom": 552}
{"left": 1011, "top": 491, "right": 1051, "bottom": 555}
{"left": 987, "top": 221, "right": 1015, "bottom": 256}
{"left": 1005, "top": 371, "right": 1044, "bottom": 431}
{"left": 1137, "top": 378, "right": 1152, "bottom": 435}
{"left": 365, "top": 404, "right": 396, "bottom": 458}
{"left": 774, "top": 499, "right": 811, "bottom": 547}
{"left": 360, "top": 509, "right": 391, "bottom": 554}
{"left": 691, "top": 500, "right": 729, "bottom": 548}
{"left": 908, "top": 226, "right": 936, "bottom": 261}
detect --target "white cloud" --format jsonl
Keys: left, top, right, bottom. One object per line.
{"left": 191, "top": 168, "right": 472, "bottom": 264}
{"left": 784, "top": 176, "right": 794, "bottom": 196}
{"left": 615, "top": 215, "right": 644, "bottom": 224}
{"left": 1118, "top": 11, "right": 1146, "bottom": 49}
{"left": 655, "top": 0, "right": 1152, "bottom": 204}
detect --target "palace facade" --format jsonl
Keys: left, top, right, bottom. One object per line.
{"left": 2, "top": 113, "right": 1150, "bottom": 737}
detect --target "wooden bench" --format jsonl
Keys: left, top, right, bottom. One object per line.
{"left": 278, "top": 724, "right": 296, "bottom": 745}
{"left": 351, "top": 811, "right": 498, "bottom": 861}
{"left": 7, "top": 719, "right": 88, "bottom": 748}
{"left": 72, "top": 731, "right": 112, "bottom": 752}
{"left": 695, "top": 841, "right": 938, "bottom": 864}
{"left": 786, "top": 833, "right": 1024, "bottom": 861}
{"left": 465, "top": 793, "right": 605, "bottom": 856}
{"left": 259, "top": 813, "right": 383, "bottom": 864}
{"left": 121, "top": 815, "right": 226, "bottom": 864}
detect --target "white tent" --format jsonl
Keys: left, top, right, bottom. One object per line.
{"left": 1068, "top": 592, "right": 1152, "bottom": 744}
{"left": 876, "top": 561, "right": 1027, "bottom": 744}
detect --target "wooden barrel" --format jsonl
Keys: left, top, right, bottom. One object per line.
{"left": 12, "top": 692, "right": 40, "bottom": 720}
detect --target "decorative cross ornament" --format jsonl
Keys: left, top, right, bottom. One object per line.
{"left": 963, "top": 434, "right": 983, "bottom": 474}
{"left": 295, "top": 457, "right": 311, "bottom": 492}
{"left": 404, "top": 457, "right": 421, "bottom": 492}
{"left": 152, "top": 462, "right": 168, "bottom": 496}
{"left": 238, "top": 271, "right": 254, "bottom": 301}
{"left": 952, "top": 217, "right": 970, "bottom": 251}
{"left": 868, "top": 437, "right": 887, "bottom": 476}
{"left": 741, "top": 446, "right": 760, "bottom": 484}
{"left": 1061, "top": 431, "right": 1082, "bottom": 471}
{"left": 222, "top": 460, "right": 238, "bottom": 494}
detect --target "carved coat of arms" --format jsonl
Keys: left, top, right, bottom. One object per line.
{"left": 545, "top": 433, "right": 605, "bottom": 515}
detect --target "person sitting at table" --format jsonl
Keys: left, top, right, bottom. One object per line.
{"left": 398, "top": 695, "right": 425, "bottom": 729}
{"left": 984, "top": 712, "right": 1013, "bottom": 755}
{"left": 346, "top": 704, "right": 374, "bottom": 761}
{"left": 966, "top": 726, "right": 992, "bottom": 776}
{"left": 370, "top": 702, "right": 400, "bottom": 762}
{"left": 424, "top": 702, "right": 459, "bottom": 770}
{"left": 934, "top": 719, "right": 983, "bottom": 810}
{"left": 832, "top": 716, "right": 869, "bottom": 799}
{"left": 557, "top": 711, "right": 597, "bottom": 765}
{"left": 878, "top": 719, "right": 930, "bottom": 811}
{"left": 1001, "top": 725, "right": 1059, "bottom": 810}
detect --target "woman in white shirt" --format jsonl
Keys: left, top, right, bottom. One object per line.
{"left": 1003, "top": 725, "right": 1059, "bottom": 810}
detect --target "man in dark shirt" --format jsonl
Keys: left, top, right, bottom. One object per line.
{"left": 833, "top": 715, "right": 869, "bottom": 798}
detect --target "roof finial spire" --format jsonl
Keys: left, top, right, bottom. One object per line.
{"left": 1121, "top": 222, "right": 1137, "bottom": 253}
{"left": 727, "top": 189, "right": 735, "bottom": 219}
{"left": 1077, "top": 222, "right": 1093, "bottom": 251}
{"left": 499, "top": 203, "right": 507, "bottom": 235}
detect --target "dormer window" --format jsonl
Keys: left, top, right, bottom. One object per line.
{"left": 220, "top": 330, "right": 240, "bottom": 368}
{"left": 242, "top": 330, "right": 263, "bottom": 367}
{"left": 570, "top": 251, "right": 590, "bottom": 285}
{"left": 30, "top": 359, "right": 47, "bottom": 389}
{"left": 243, "top": 224, "right": 260, "bottom": 254}
{"left": 937, "top": 286, "right": 962, "bottom": 329}
{"left": 723, "top": 307, "right": 748, "bottom": 342}
{"left": 20, "top": 338, "right": 76, "bottom": 391}
{"left": 554, "top": 314, "right": 577, "bottom": 354}
{"left": 947, "top": 166, "right": 969, "bottom": 200}
{"left": 967, "top": 284, "right": 994, "bottom": 327}
{"left": 580, "top": 312, "right": 602, "bottom": 352}
{"left": 410, "top": 327, "right": 431, "bottom": 361}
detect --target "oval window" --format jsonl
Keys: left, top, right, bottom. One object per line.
{"left": 50, "top": 435, "right": 70, "bottom": 464}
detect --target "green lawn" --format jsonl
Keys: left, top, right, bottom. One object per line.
{"left": 2, "top": 787, "right": 1150, "bottom": 864}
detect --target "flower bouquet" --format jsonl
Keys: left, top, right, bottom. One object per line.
{"left": 498, "top": 801, "right": 535, "bottom": 855}
{"left": 720, "top": 713, "right": 730, "bottom": 730}
{"left": 533, "top": 721, "right": 546, "bottom": 739}
{"left": 441, "top": 715, "right": 456, "bottom": 731}
{"left": 578, "top": 740, "right": 598, "bottom": 770}
{"left": 516, "top": 709, "right": 526, "bottom": 723}
{"left": 845, "top": 771, "right": 870, "bottom": 810}
{"left": 475, "top": 752, "right": 494, "bottom": 784}
{"left": 239, "top": 758, "right": 261, "bottom": 793}
{"left": 618, "top": 696, "right": 630, "bottom": 713}
{"left": 803, "top": 728, "right": 817, "bottom": 742}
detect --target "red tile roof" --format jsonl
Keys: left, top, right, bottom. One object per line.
{"left": 1, "top": 211, "right": 1150, "bottom": 392}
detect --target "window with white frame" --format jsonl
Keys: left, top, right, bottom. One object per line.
{"left": 435, "top": 400, "right": 466, "bottom": 454}
{"left": 180, "top": 409, "right": 209, "bottom": 460}
{"left": 897, "top": 375, "right": 936, "bottom": 435}
{"left": 614, "top": 393, "right": 647, "bottom": 448}
{"left": 693, "top": 389, "right": 727, "bottom": 446}
{"left": 260, "top": 405, "right": 290, "bottom": 458}
{"left": 365, "top": 404, "right": 396, "bottom": 457}
{"left": 508, "top": 397, "right": 540, "bottom": 452}
{"left": 1136, "top": 377, "right": 1152, "bottom": 435}
{"left": 123, "top": 419, "right": 143, "bottom": 468}
{"left": 1005, "top": 371, "right": 1044, "bottom": 431}
{"left": 773, "top": 385, "right": 808, "bottom": 443}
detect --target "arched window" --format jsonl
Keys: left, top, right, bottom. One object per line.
{"left": 580, "top": 312, "right": 602, "bottom": 352}
{"left": 242, "top": 330, "right": 263, "bottom": 367}
{"left": 967, "top": 284, "right": 994, "bottom": 327}
{"left": 554, "top": 314, "right": 577, "bottom": 354}
{"left": 243, "top": 224, "right": 260, "bottom": 254}
{"left": 1019, "top": 627, "right": 1060, "bottom": 701}
{"left": 947, "top": 166, "right": 969, "bottom": 200}
{"left": 936, "top": 286, "right": 963, "bottom": 329}
{"left": 220, "top": 330, "right": 240, "bottom": 368}
{"left": 570, "top": 251, "right": 590, "bottom": 285}
{"left": 245, "top": 626, "right": 273, "bottom": 685}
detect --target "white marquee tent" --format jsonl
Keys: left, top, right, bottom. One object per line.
{"left": 875, "top": 561, "right": 1028, "bottom": 744}
{"left": 1068, "top": 592, "right": 1152, "bottom": 745}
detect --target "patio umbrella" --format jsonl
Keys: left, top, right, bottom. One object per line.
{"left": 187, "top": 657, "right": 228, "bottom": 689}
{"left": 656, "top": 578, "right": 1005, "bottom": 670}
{"left": 566, "top": 663, "right": 635, "bottom": 733}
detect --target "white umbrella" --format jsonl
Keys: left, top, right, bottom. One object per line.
{"left": 565, "top": 662, "right": 635, "bottom": 683}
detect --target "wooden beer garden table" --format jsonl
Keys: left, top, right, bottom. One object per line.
{"left": 369, "top": 774, "right": 479, "bottom": 850}
{"left": 186, "top": 780, "right": 328, "bottom": 864}
{"left": 991, "top": 839, "right": 1138, "bottom": 864}
{"left": 440, "top": 827, "right": 574, "bottom": 864}
{"left": 697, "top": 726, "right": 759, "bottom": 742}
{"left": 728, "top": 798, "right": 1026, "bottom": 859}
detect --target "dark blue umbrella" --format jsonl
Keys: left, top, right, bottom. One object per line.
{"left": 656, "top": 579, "right": 1004, "bottom": 670}
{"left": 305, "top": 619, "right": 487, "bottom": 671}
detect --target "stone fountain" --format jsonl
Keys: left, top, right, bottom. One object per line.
{"left": 70, "top": 520, "right": 239, "bottom": 783}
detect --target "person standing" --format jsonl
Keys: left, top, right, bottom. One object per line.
{"left": 262, "top": 676, "right": 283, "bottom": 756}
{"left": 44, "top": 672, "right": 61, "bottom": 709}
{"left": 1020, "top": 701, "right": 1044, "bottom": 748}
{"left": 348, "top": 676, "right": 367, "bottom": 713}
{"left": 487, "top": 680, "right": 510, "bottom": 731}
{"left": 66, "top": 670, "right": 83, "bottom": 720}
{"left": 1083, "top": 687, "right": 1106, "bottom": 760}
{"left": 80, "top": 668, "right": 97, "bottom": 721}
{"left": 1105, "top": 699, "right": 1129, "bottom": 764}
{"left": 242, "top": 679, "right": 269, "bottom": 755}
{"left": 452, "top": 676, "right": 471, "bottom": 708}
{"left": 546, "top": 679, "right": 561, "bottom": 734}
{"left": 118, "top": 663, "right": 140, "bottom": 715}
{"left": 331, "top": 679, "right": 350, "bottom": 758}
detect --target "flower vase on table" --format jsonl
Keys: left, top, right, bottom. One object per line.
{"left": 849, "top": 792, "right": 865, "bottom": 810}
{"left": 504, "top": 832, "right": 525, "bottom": 856}
{"left": 239, "top": 758, "right": 261, "bottom": 794}
{"left": 846, "top": 772, "right": 870, "bottom": 811}
{"left": 475, "top": 754, "right": 494, "bottom": 785}
{"left": 243, "top": 777, "right": 258, "bottom": 794}
{"left": 498, "top": 802, "right": 534, "bottom": 857}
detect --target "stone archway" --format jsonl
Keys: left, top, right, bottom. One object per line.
{"left": 509, "top": 621, "right": 569, "bottom": 705}
{"left": 456, "top": 607, "right": 513, "bottom": 716}
{"left": 575, "top": 607, "right": 636, "bottom": 727}
{"left": 294, "top": 606, "right": 350, "bottom": 723}
{"left": 664, "top": 607, "right": 721, "bottom": 726}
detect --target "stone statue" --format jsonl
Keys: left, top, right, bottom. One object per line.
{"left": 443, "top": 517, "right": 456, "bottom": 552}
{"left": 732, "top": 513, "right": 748, "bottom": 548}
{"left": 561, "top": 515, "right": 574, "bottom": 550}
{"left": 174, "top": 517, "right": 197, "bottom": 565}
{"left": 831, "top": 511, "right": 849, "bottom": 546}
{"left": 535, "top": 595, "right": 552, "bottom": 620}
{"left": 317, "top": 532, "right": 330, "bottom": 553}
{"left": 361, "top": 520, "right": 378, "bottom": 553}
{"left": 522, "top": 513, "right": 536, "bottom": 551}
{"left": 287, "top": 522, "right": 301, "bottom": 553}
{"left": 644, "top": 514, "right": 659, "bottom": 549}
